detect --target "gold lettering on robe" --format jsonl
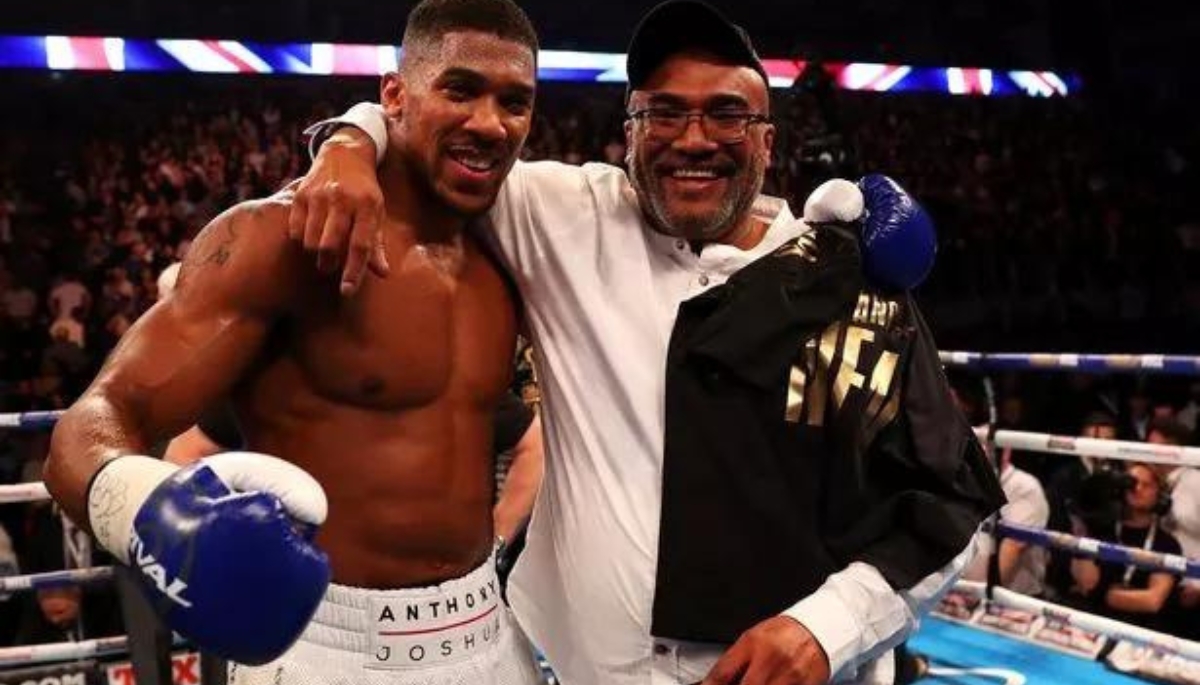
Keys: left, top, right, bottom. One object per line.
{"left": 805, "top": 324, "right": 841, "bottom": 427}
{"left": 864, "top": 350, "right": 899, "bottom": 420}
{"left": 851, "top": 292, "right": 900, "bottom": 329}
{"left": 832, "top": 326, "right": 874, "bottom": 410}
{"left": 785, "top": 322, "right": 904, "bottom": 431}
{"left": 866, "top": 386, "right": 903, "bottom": 442}
{"left": 775, "top": 232, "right": 819, "bottom": 262}
{"left": 785, "top": 361, "right": 808, "bottom": 424}
{"left": 853, "top": 294, "right": 872, "bottom": 324}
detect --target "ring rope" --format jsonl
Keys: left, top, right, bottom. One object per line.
{"left": 975, "top": 427, "right": 1200, "bottom": 468}
{"left": 0, "top": 636, "right": 130, "bottom": 667}
{"left": 0, "top": 566, "right": 115, "bottom": 593}
{"left": 953, "top": 580, "right": 1200, "bottom": 660}
{"left": 0, "top": 410, "right": 64, "bottom": 429}
{"left": 940, "top": 352, "right": 1200, "bottom": 376}
{"left": 0, "top": 634, "right": 187, "bottom": 667}
{"left": 994, "top": 521, "right": 1197, "bottom": 578}
{"left": 0, "top": 481, "right": 51, "bottom": 504}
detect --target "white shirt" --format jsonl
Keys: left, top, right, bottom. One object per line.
{"left": 1165, "top": 467, "right": 1200, "bottom": 589}
{"left": 964, "top": 464, "right": 1049, "bottom": 596}
{"left": 489, "top": 161, "right": 973, "bottom": 685}
{"left": 315, "top": 107, "right": 976, "bottom": 685}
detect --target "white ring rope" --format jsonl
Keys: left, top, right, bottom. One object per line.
{"left": 0, "top": 566, "right": 115, "bottom": 593}
{"left": 953, "top": 581, "right": 1200, "bottom": 660}
{"left": 0, "top": 637, "right": 130, "bottom": 666}
{"left": 0, "top": 481, "right": 51, "bottom": 504}
{"left": 975, "top": 427, "right": 1200, "bottom": 468}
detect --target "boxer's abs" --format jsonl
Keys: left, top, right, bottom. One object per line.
{"left": 231, "top": 250, "right": 517, "bottom": 589}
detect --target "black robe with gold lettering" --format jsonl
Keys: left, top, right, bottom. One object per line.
{"left": 651, "top": 226, "right": 1005, "bottom": 642}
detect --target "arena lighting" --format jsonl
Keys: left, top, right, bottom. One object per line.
{"left": 0, "top": 34, "right": 1079, "bottom": 96}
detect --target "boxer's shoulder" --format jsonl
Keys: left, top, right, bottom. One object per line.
{"left": 176, "top": 197, "right": 307, "bottom": 313}
{"left": 189, "top": 196, "right": 292, "bottom": 257}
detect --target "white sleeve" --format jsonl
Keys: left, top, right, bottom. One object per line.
{"left": 303, "top": 102, "right": 387, "bottom": 165}
{"left": 782, "top": 531, "right": 980, "bottom": 679}
{"left": 1171, "top": 472, "right": 1200, "bottom": 534}
{"left": 1004, "top": 477, "right": 1049, "bottom": 529}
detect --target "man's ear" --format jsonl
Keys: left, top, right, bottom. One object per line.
{"left": 762, "top": 123, "right": 776, "bottom": 167}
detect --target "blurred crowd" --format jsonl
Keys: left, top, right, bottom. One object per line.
{"left": 0, "top": 71, "right": 1198, "bottom": 643}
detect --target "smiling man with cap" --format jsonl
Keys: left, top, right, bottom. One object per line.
{"left": 290, "top": 1, "right": 1002, "bottom": 684}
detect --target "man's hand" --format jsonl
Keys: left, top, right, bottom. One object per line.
{"left": 290, "top": 127, "right": 389, "bottom": 295}
{"left": 702, "top": 617, "right": 831, "bottom": 685}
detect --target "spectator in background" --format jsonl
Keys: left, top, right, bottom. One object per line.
{"left": 1146, "top": 419, "right": 1200, "bottom": 637}
{"left": 13, "top": 507, "right": 122, "bottom": 645}
{"left": 42, "top": 315, "right": 90, "bottom": 396}
{"left": 48, "top": 306, "right": 86, "bottom": 349}
{"left": 1068, "top": 411, "right": 1121, "bottom": 483}
{"left": 1, "top": 275, "right": 36, "bottom": 324}
{"left": 1178, "top": 381, "right": 1200, "bottom": 437}
{"left": 103, "top": 311, "right": 133, "bottom": 351}
{"left": 15, "top": 586, "right": 87, "bottom": 645}
{"left": 963, "top": 441, "right": 1050, "bottom": 596}
{"left": 1070, "top": 463, "right": 1181, "bottom": 631}
{"left": 0, "top": 522, "right": 20, "bottom": 645}
{"left": 47, "top": 273, "right": 90, "bottom": 322}
{"left": 1044, "top": 412, "right": 1126, "bottom": 599}
{"left": 81, "top": 229, "right": 111, "bottom": 272}
{"left": 98, "top": 267, "right": 135, "bottom": 319}
{"left": 1123, "top": 384, "right": 1154, "bottom": 441}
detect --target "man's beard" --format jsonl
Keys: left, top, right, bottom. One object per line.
{"left": 628, "top": 148, "right": 767, "bottom": 242}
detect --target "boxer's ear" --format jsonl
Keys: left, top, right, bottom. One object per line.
{"left": 380, "top": 72, "right": 404, "bottom": 120}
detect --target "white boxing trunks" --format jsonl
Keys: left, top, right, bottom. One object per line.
{"left": 228, "top": 556, "right": 544, "bottom": 685}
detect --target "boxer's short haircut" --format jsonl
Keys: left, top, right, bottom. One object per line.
{"left": 402, "top": 0, "right": 539, "bottom": 65}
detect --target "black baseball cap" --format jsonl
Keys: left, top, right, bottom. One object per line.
{"left": 625, "top": 0, "right": 769, "bottom": 100}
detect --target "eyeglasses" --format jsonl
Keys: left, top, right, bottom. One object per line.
{"left": 627, "top": 108, "right": 770, "bottom": 144}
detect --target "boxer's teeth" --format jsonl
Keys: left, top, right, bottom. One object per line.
{"left": 448, "top": 147, "right": 499, "bottom": 172}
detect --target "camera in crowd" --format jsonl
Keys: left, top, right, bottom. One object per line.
{"left": 1069, "top": 465, "right": 1172, "bottom": 536}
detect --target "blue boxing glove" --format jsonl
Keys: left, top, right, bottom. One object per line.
{"left": 803, "top": 175, "right": 936, "bottom": 291}
{"left": 87, "top": 452, "right": 330, "bottom": 665}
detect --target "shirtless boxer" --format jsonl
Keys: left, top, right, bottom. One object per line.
{"left": 43, "top": 0, "right": 544, "bottom": 683}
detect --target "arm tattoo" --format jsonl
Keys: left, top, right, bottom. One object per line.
{"left": 203, "top": 213, "right": 241, "bottom": 266}
{"left": 176, "top": 211, "right": 243, "bottom": 290}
